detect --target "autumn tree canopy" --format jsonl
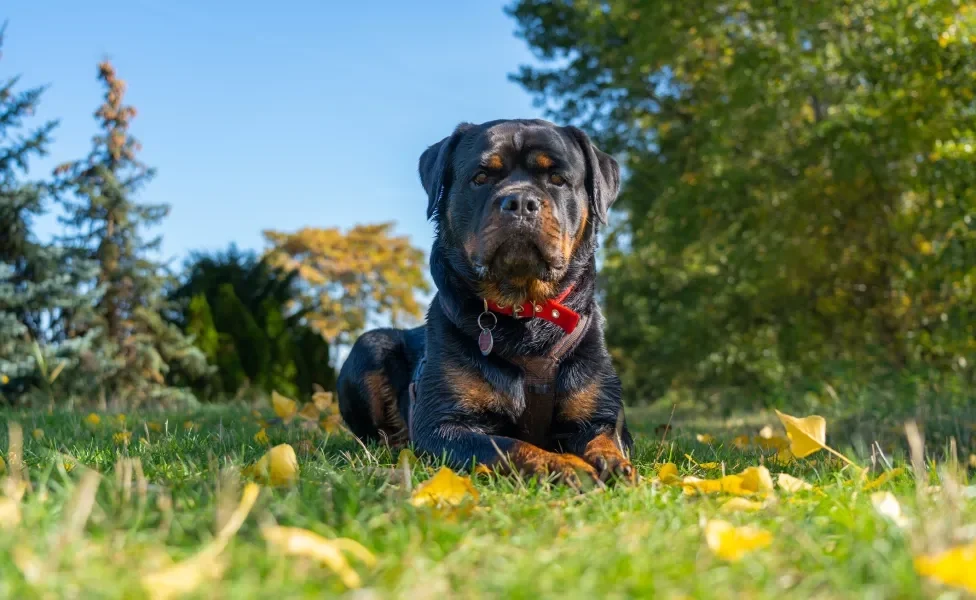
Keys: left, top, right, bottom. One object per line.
{"left": 263, "top": 222, "right": 430, "bottom": 346}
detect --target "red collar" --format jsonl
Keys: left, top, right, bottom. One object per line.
{"left": 484, "top": 285, "right": 581, "bottom": 334}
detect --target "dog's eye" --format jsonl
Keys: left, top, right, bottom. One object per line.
{"left": 549, "top": 173, "right": 567, "bottom": 186}
{"left": 472, "top": 172, "right": 489, "bottom": 186}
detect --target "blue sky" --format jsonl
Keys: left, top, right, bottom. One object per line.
{"left": 4, "top": 1, "right": 545, "bottom": 268}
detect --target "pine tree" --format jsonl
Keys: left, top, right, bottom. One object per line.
{"left": 55, "top": 60, "right": 206, "bottom": 405}
{"left": 0, "top": 26, "right": 101, "bottom": 402}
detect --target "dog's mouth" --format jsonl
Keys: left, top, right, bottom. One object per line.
{"left": 468, "top": 229, "right": 568, "bottom": 305}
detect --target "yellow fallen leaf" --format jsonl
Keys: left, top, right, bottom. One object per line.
{"left": 657, "top": 462, "right": 680, "bottom": 485}
{"left": 774, "top": 409, "right": 855, "bottom": 465}
{"left": 683, "top": 475, "right": 746, "bottom": 495}
{"left": 272, "top": 391, "right": 298, "bottom": 423}
{"left": 409, "top": 467, "right": 479, "bottom": 508}
{"left": 245, "top": 444, "right": 299, "bottom": 486}
{"left": 871, "top": 491, "right": 909, "bottom": 528}
{"left": 704, "top": 519, "right": 772, "bottom": 561}
{"left": 312, "top": 391, "right": 335, "bottom": 412}
{"left": 863, "top": 468, "right": 905, "bottom": 491}
{"left": 683, "top": 466, "right": 772, "bottom": 496}
{"left": 758, "top": 425, "right": 775, "bottom": 438}
{"left": 914, "top": 542, "right": 976, "bottom": 593}
{"left": 738, "top": 466, "right": 774, "bottom": 495}
{"left": 771, "top": 449, "right": 796, "bottom": 466}
{"left": 117, "top": 414, "right": 127, "bottom": 425}
{"left": 320, "top": 414, "right": 342, "bottom": 433}
{"left": 84, "top": 413, "right": 101, "bottom": 427}
{"left": 719, "top": 498, "right": 765, "bottom": 513}
{"left": 142, "top": 483, "right": 259, "bottom": 600}
{"left": 32, "top": 429, "right": 44, "bottom": 441}
{"left": 147, "top": 422, "right": 163, "bottom": 432}
{"left": 754, "top": 435, "right": 790, "bottom": 452}
{"left": 696, "top": 433, "right": 715, "bottom": 444}
{"left": 261, "top": 526, "right": 376, "bottom": 589}
{"left": 298, "top": 403, "right": 320, "bottom": 422}
{"left": 254, "top": 429, "right": 270, "bottom": 445}
{"left": 777, "top": 473, "right": 813, "bottom": 493}
{"left": 0, "top": 497, "right": 20, "bottom": 529}
{"left": 732, "top": 434, "right": 751, "bottom": 449}
{"left": 699, "top": 462, "right": 720, "bottom": 470}
{"left": 113, "top": 431, "right": 132, "bottom": 446}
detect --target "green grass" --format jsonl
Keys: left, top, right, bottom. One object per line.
{"left": 0, "top": 403, "right": 974, "bottom": 599}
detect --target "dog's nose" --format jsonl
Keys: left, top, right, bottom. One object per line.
{"left": 498, "top": 195, "right": 541, "bottom": 218}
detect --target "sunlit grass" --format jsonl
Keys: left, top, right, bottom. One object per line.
{"left": 0, "top": 402, "right": 973, "bottom": 598}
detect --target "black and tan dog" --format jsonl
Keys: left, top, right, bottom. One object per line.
{"left": 337, "top": 119, "right": 634, "bottom": 487}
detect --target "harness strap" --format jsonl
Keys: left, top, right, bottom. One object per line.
{"left": 509, "top": 314, "right": 589, "bottom": 448}
{"left": 410, "top": 294, "right": 590, "bottom": 448}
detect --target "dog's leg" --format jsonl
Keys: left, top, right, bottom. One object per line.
{"left": 555, "top": 371, "right": 636, "bottom": 484}
{"left": 413, "top": 424, "right": 600, "bottom": 489}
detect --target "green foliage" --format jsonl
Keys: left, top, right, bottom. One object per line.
{"left": 170, "top": 246, "right": 335, "bottom": 400}
{"left": 53, "top": 61, "right": 207, "bottom": 406}
{"left": 509, "top": 0, "right": 976, "bottom": 403}
{"left": 0, "top": 27, "right": 102, "bottom": 402}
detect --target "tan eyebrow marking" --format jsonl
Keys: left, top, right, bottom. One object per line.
{"left": 485, "top": 154, "right": 503, "bottom": 170}
{"left": 532, "top": 152, "right": 554, "bottom": 169}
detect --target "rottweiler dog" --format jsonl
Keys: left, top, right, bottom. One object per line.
{"left": 338, "top": 119, "right": 634, "bottom": 487}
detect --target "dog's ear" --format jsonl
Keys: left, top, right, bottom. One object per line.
{"left": 419, "top": 123, "right": 473, "bottom": 220}
{"left": 567, "top": 127, "right": 621, "bottom": 225}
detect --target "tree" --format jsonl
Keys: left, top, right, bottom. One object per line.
{"left": 0, "top": 25, "right": 100, "bottom": 402}
{"left": 169, "top": 246, "right": 335, "bottom": 399}
{"left": 54, "top": 60, "right": 206, "bottom": 405}
{"left": 509, "top": 0, "right": 976, "bottom": 402}
{"left": 262, "top": 222, "right": 430, "bottom": 347}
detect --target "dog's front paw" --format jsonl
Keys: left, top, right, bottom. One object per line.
{"left": 543, "top": 453, "right": 602, "bottom": 490}
{"left": 584, "top": 450, "right": 636, "bottom": 484}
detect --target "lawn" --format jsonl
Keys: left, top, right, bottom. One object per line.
{"left": 0, "top": 399, "right": 974, "bottom": 599}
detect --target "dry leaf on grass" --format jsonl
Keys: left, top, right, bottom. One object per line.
{"left": 683, "top": 466, "right": 773, "bottom": 496}
{"left": 298, "top": 403, "right": 321, "bottom": 422}
{"left": 261, "top": 526, "right": 376, "bottom": 588}
{"left": 409, "top": 467, "right": 479, "bottom": 509}
{"left": 870, "top": 491, "right": 909, "bottom": 528}
{"left": 777, "top": 473, "right": 814, "bottom": 493}
{"left": 774, "top": 409, "right": 856, "bottom": 466}
{"left": 657, "top": 462, "right": 680, "bottom": 485}
{"left": 244, "top": 444, "right": 299, "bottom": 486}
{"left": 142, "top": 483, "right": 260, "bottom": 600}
{"left": 272, "top": 391, "right": 298, "bottom": 423}
{"left": 704, "top": 519, "right": 773, "bottom": 561}
{"left": 863, "top": 468, "right": 905, "bottom": 491}
{"left": 719, "top": 498, "right": 765, "bottom": 513}
{"left": 914, "top": 542, "right": 976, "bottom": 594}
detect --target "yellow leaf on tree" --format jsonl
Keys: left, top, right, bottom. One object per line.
{"left": 272, "top": 391, "right": 298, "bottom": 423}
{"left": 719, "top": 498, "right": 765, "bottom": 513}
{"left": 777, "top": 473, "right": 813, "bottom": 493}
{"left": 409, "top": 467, "right": 479, "bottom": 509}
{"left": 704, "top": 519, "right": 773, "bottom": 561}
{"left": 914, "top": 543, "right": 976, "bottom": 594}
{"left": 261, "top": 526, "right": 376, "bottom": 589}
{"left": 774, "top": 409, "right": 856, "bottom": 466}
{"left": 657, "top": 462, "right": 680, "bottom": 485}
{"left": 863, "top": 468, "right": 905, "bottom": 491}
{"left": 245, "top": 444, "right": 299, "bottom": 486}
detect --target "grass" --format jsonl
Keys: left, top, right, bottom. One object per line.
{"left": 0, "top": 402, "right": 974, "bottom": 599}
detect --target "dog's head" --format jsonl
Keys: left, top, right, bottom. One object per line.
{"left": 419, "top": 119, "right": 620, "bottom": 306}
